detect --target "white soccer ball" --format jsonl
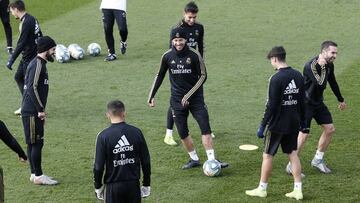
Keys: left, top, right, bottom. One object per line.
{"left": 68, "top": 44, "right": 84, "bottom": 60}
{"left": 203, "top": 160, "right": 221, "bottom": 177}
{"left": 87, "top": 43, "right": 101, "bottom": 56}
{"left": 55, "top": 44, "right": 70, "bottom": 63}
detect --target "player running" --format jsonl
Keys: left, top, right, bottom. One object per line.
{"left": 245, "top": 46, "right": 305, "bottom": 200}
{"left": 148, "top": 27, "right": 228, "bottom": 170}
{"left": 286, "top": 41, "right": 346, "bottom": 175}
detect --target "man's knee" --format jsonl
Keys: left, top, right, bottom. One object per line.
{"left": 323, "top": 125, "right": 335, "bottom": 135}
{"left": 262, "top": 153, "right": 273, "bottom": 160}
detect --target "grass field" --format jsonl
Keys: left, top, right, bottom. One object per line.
{"left": 0, "top": 0, "right": 359, "bottom": 202}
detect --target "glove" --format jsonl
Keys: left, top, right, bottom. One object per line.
{"left": 94, "top": 186, "right": 104, "bottom": 201}
{"left": 6, "top": 57, "right": 14, "bottom": 70}
{"left": 141, "top": 186, "right": 151, "bottom": 198}
{"left": 257, "top": 124, "right": 265, "bottom": 138}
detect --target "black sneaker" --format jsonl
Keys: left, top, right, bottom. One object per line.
{"left": 217, "top": 160, "right": 229, "bottom": 168}
{"left": 182, "top": 159, "right": 200, "bottom": 170}
{"left": 120, "top": 41, "right": 127, "bottom": 55}
{"left": 7, "top": 47, "right": 13, "bottom": 55}
{"left": 104, "top": 54, "right": 117, "bottom": 62}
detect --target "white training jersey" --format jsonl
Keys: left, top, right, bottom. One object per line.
{"left": 100, "top": 0, "right": 127, "bottom": 11}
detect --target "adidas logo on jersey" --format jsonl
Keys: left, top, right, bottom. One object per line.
{"left": 113, "top": 135, "right": 133, "bottom": 154}
{"left": 284, "top": 79, "right": 299, "bottom": 95}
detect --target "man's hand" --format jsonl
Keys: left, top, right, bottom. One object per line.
{"left": 6, "top": 57, "right": 14, "bottom": 70}
{"left": 338, "top": 101, "right": 346, "bottom": 110}
{"left": 18, "top": 153, "right": 27, "bottom": 163}
{"left": 141, "top": 186, "right": 151, "bottom": 198}
{"left": 38, "top": 112, "right": 46, "bottom": 120}
{"left": 94, "top": 186, "right": 104, "bottom": 201}
{"left": 257, "top": 124, "right": 265, "bottom": 138}
{"left": 181, "top": 98, "right": 189, "bottom": 107}
{"left": 148, "top": 98, "right": 155, "bottom": 107}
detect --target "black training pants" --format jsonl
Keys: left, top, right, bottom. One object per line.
{"left": 102, "top": 9, "right": 128, "bottom": 54}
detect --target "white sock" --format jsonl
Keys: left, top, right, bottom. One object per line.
{"left": 315, "top": 150, "right": 324, "bottom": 160}
{"left": 188, "top": 150, "right": 199, "bottom": 161}
{"left": 166, "top": 129, "right": 173, "bottom": 136}
{"left": 206, "top": 149, "right": 215, "bottom": 160}
{"left": 259, "top": 182, "right": 268, "bottom": 190}
{"left": 294, "top": 182, "right": 302, "bottom": 190}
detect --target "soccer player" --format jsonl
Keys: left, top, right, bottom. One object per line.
{"left": 1, "top": 119, "right": 27, "bottom": 202}
{"left": 7, "top": 0, "right": 42, "bottom": 115}
{"left": 148, "top": 27, "right": 228, "bottom": 169}
{"left": 245, "top": 46, "right": 305, "bottom": 200}
{"left": 286, "top": 41, "right": 346, "bottom": 174}
{"left": 21, "top": 36, "right": 58, "bottom": 185}
{"left": 0, "top": 0, "right": 13, "bottom": 54}
{"left": 93, "top": 100, "right": 151, "bottom": 202}
{"left": 164, "top": 1, "right": 210, "bottom": 146}
{"left": 100, "top": 0, "right": 128, "bottom": 61}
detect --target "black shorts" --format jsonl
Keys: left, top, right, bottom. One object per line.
{"left": 172, "top": 103, "right": 212, "bottom": 139}
{"left": 303, "top": 102, "right": 333, "bottom": 132}
{"left": 105, "top": 180, "right": 140, "bottom": 203}
{"left": 22, "top": 116, "right": 44, "bottom": 145}
{"left": 263, "top": 131, "right": 298, "bottom": 156}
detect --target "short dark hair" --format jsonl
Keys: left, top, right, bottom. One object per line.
{"left": 184, "top": 1, "right": 198, "bottom": 13}
{"left": 267, "top": 46, "right": 286, "bottom": 62}
{"left": 107, "top": 100, "right": 125, "bottom": 116}
{"left": 9, "top": 0, "right": 26, "bottom": 11}
{"left": 321, "top": 40, "right": 337, "bottom": 51}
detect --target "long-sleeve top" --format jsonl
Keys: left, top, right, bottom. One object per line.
{"left": 0, "top": 120, "right": 27, "bottom": 159}
{"left": 261, "top": 67, "right": 305, "bottom": 134}
{"left": 11, "top": 13, "right": 42, "bottom": 62}
{"left": 93, "top": 122, "right": 151, "bottom": 189}
{"left": 303, "top": 56, "right": 344, "bottom": 105}
{"left": 21, "top": 57, "right": 48, "bottom": 116}
{"left": 148, "top": 45, "right": 206, "bottom": 110}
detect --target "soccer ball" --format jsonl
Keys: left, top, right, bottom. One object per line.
{"left": 87, "top": 43, "right": 101, "bottom": 56}
{"left": 203, "top": 160, "right": 221, "bottom": 177}
{"left": 68, "top": 44, "right": 84, "bottom": 60}
{"left": 55, "top": 44, "right": 70, "bottom": 63}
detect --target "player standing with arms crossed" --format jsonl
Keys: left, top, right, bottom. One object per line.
{"left": 286, "top": 41, "right": 346, "bottom": 175}
{"left": 93, "top": 100, "right": 151, "bottom": 202}
{"left": 148, "top": 28, "right": 228, "bottom": 169}
{"left": 246, "top": 46, "right": 305, "bottom": 200}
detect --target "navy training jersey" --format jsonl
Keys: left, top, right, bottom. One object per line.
{"left": 21, "top": 57, "right": 48, "bottom": 116}
{"left": 303, "top": 56, "right": 344, "bottom": 105}
{"left": 261, "top": 67, "right": 305, "bottom": 134}
{"left": 93, "top": 122, "right": 151, "bottom": 188}
{"left": 148, "top": 45, "right": 206, "bottom": 110}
